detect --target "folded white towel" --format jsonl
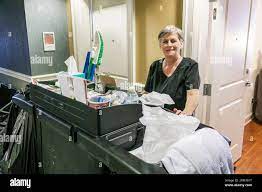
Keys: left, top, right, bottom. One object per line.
{"left": 161, "top": 128, "right": 234, "bottom": 174}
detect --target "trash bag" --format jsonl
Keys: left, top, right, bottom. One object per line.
{"left": 0, "top": 103, "right": 21, "bottom": 158}
{"left": 0, "top": 103, "right": 11, "bottom": 136}
{"left": 0, "top": 85, "right": 16, "bottom": 109}
{"left": 139, "top": 92, "right": 174, "bottom": 107}
{"left": 0, "top": 109, "right": 38, "bottom": 174}
{"left": 0, "top": 110, "right": 10, "bottom": 158}
{"left": 136, "top": 105, "right": 200, "bottom": 164}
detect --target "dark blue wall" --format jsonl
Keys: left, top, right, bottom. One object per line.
{"left": 0, "top": 0, "right": 31, "bottom": 75}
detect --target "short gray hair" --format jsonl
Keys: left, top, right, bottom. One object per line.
{"left": 158, "top": 25, "right": 184, "bottom": 44}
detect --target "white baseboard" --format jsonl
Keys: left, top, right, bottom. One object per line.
{"left": 245, "top": 113, "right": 253, "bottom": 126}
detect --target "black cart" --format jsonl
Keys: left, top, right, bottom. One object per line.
{"left": 1, "top": 84, "right": 166, "bottom": 174}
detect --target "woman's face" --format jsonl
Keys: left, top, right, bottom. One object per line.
{"left": 160, "top": 33, "right": 183, "bottom": 58}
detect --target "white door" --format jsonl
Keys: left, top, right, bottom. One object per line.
{"left": 208, "top": 0, "right": 251, "bottom": 162}
{"left": 93, "top": 2, "right": 128, "bottom": 77}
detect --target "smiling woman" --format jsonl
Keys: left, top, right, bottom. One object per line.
{"left": 144, "top": 25, "right": 200, "bottom": 116}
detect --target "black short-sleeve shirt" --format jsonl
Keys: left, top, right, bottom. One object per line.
{"left": 144, "top": 57, "right": 200, "bottom": 110}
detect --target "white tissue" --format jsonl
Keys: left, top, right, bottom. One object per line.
{"left": 64, "top": 56, "right": 78, "bottom": 74}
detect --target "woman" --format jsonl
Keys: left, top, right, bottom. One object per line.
{"left": 144, "top": 25, "right": 200, "bottom": 116}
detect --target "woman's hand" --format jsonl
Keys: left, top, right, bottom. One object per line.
{"left": 173, "top": 108, "right": 192, "bottom": 116}
{"left": 173, "top": 89, "right": 199, "bottom": 116}
{"left": 141, "top": 90, "right": 148, "bottom": 95}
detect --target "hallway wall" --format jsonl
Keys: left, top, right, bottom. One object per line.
{"left": 135, "top": 0, "right": 183, "bottom": 83}
{"left": 24, "top": 0, "right": 69, "bottom": 76}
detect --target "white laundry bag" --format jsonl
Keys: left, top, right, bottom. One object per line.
{"left": 139, "top": 105, "right": 200, "bottom": 164}
{"left": 139, "top": 92, "right": 175, "bottom": 107}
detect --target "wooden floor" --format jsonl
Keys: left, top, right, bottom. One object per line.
{"left": 234, "top": 121, "right": 262, "bottom": 174}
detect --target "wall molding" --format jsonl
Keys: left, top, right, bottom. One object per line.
{"left": 0, "top": 67, "right": 59, "bottom": 83}
{"left": 32, "top": 73, "right": 58, "bottom": 81}
{"left": 0, "top": 67, "right": 31, "bottom": 82}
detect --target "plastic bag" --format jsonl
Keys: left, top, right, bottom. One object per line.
{"left": 124, "top": 87, "right": 139, "bottom": 104}
{"left": 106, "top": 91, "right": 128, "bottom": 105}
{"left": 139, "top": 105, "right": 200, "bottom": 164}
{"left": 139, "top": 92, "right": 174, "bottom": 107}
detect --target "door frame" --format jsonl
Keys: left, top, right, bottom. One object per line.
{"left": 71, "top": 0, "right": 133, "bottom": 80}
{"left": 182, "top": 0, "right": 210, "bottom": 123}
{"left": 243, "top": 0, "right": 259, "bottom": 124}
{"left": 127, "top": 0, "right": 135, "bottom": 83}
{"left": 90, "top": 0, "right": 134, "bottom": 81}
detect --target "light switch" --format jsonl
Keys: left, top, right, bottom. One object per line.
{"left": 8, "top": 32, "right": 12, "bottom": 37}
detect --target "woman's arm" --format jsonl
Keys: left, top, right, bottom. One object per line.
{"left": 183, "top": 89, "right": 200, "bottom": 115}
{"left": 174, "top": 61, "right": 200, "bottom": 116}
{"left": 174, "top": 89, "right": 200, "bottom": 115}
